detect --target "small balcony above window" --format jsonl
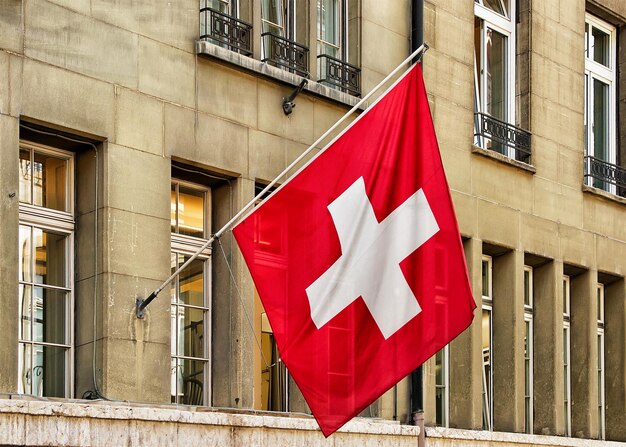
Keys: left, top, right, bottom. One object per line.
{"left": 317, "top": 54, "right": 361, "bottom": 97}
{"left": 584, "top": 156, "right": 626, "bottom": 198}
{"left": 474, "top": 112, "right": 532, "bottom": 164}
{"left": 199, "top": 7, "right": 252, "bottom": 56}
{"left": 261, "top": 32, "right": 309, "bottom": 78}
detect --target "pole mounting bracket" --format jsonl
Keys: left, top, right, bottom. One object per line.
{"left": 282, "top": 79, "right": 308, "bottom": 115}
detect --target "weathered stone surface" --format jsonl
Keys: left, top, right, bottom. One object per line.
{"left": 24, "top": 0, "right": 138, "bottom": 88}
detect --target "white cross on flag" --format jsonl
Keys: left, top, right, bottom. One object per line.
{"left": 233, "top": 64, "right": 476, "bottom": 436}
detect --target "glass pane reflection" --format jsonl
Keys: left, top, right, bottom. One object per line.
{"left": 32, "top": 151, "right": 68, "bottom": 212}
{"left": 592, "top": 27, "right": 610, "bottom": 67}
{"left": 179, "top": 257, "right": 204, "bottom": 307}
{"left": 19, "top": 285, "right": 32, "bottom": 341}
{"left": 19, "top": 226, "right": 32, "bottom": 282}
{"left": 33, "top": 287, "right": 67, "bottom": 345}
{"left": 18, "top": 343, "right": 32, "bottom": 394}
{"left": 177, "top": 186, "right": 205, "bottom": 238}
{"left": 34, "top": 229, "right": 66, "bottom": 287}
{"left": 19, "top": 149, "right": 32, "bottom": 204}
{"left": 183, "top": 307, "right": 205, "bottom": 358}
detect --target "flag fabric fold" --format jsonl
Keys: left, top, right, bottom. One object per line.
{"left": 233, "top": 63, "right": 476, "bottom": 436}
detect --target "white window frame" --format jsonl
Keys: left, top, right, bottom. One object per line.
{"left": 584, "top": 14, "right": 617, "bottom": 194}
{"left": 481, "top": 254, "right": 493, "bottom": 431}
{"left": 316, "top": 0, "right": 346, "bottom": 59}
{"left": 474, "top": 0, "right": 516, "bottom": 157}
{"left": 170, "top": 180, "right": 212, "bottom": 407}
{"left": 435, "top": 344, "right": 450, "bottom": 427}
{"left": 17, "top": 142, "right": 75, "bottom": 399}
{"left": 523, "top": 265, "right": 534, "bottom": 434}
{"left": 596, "top": 283, "right": 605, "bottom": 440}
{"left": 562, "top": 275, "right": 571, "bottom": 437}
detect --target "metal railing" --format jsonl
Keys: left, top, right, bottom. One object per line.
{"left": 317, "top": 54, "right": 361, "bottom": 96}
{"left": 261, "top": 32, "right": 309, "bottom": 77}
{"left": 199, "top": 7, "right": 252, "bottom": 56}
{"left": 584, "top": 156, "right": 626, "bottom": 198}
{"left": 474, "top": 112, "right": 532, "bottom": 164}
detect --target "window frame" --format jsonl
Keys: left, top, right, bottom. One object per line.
{"left": 584, "top": 14, "right": 617, "bottom": 194}
{"left": 523, "top": 265, "right": 533, "bottom": 435}
{"left": 562, "top": 275, "right": 571, "bottom": 437}
{"left": 481, "top": 254, "right": 493, "bottom": 431}
{"left": 596, "top": 282, "right": 605, "bottom": 440}
{"left": 316, "top": 0, "right": 347, "bottom": 60}
{"left": 435, "top": 344, "right": 450, "bottom": 427}
{"left": 17, "top": 142, "right": 75, "bottom": 399}
{"left": 474, "top": 0, "right": 517, "bottom": 157}
{"left": 170, "top": 180, "right": 212, "bottom": 407}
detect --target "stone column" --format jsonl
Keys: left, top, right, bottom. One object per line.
{"left": 492, "top": 249, "right": 525, "bottom": 432}
{"left": 0, "top": 115, "right": 19, "bottom": 394}
{"left": 212, "top": 177, "right": 256, "bottom": 408}
{"left": 570, "top": 269, "right": 599, "bottom": 438}
{"left": 532, "top": 260, "right": 563, "bottom": 435}
{"left": 91, "top": 143, "right": 172, "bottom": 403}
{"left": 604, "top": 278, "right": 626, "bottom": 441}
{"left": 449, "top": 238, "right": 483, "bottom": 429}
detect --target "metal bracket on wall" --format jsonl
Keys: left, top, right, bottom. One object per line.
{"left": 282, "top": 79, "right": 308, "bottom": 115}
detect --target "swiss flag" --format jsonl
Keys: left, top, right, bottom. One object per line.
{"left": 233, "top": 64, "right": 476, "bottom": 436}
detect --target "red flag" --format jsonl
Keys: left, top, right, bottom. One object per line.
{"left": 233, "top": 64, "right": 476, "bottom": 436}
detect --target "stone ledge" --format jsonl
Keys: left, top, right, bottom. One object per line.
{"left": 582, "top": 184, "right": 626, "bottom": 206}
{"left": 196, "top": 40, "right": 363, "bottom": 109}
{"left": 0, "top": 398, "right": 419, "bottom": 447}
{"left": 425, "top": 427, "right": 626, "bottom": 446}
{"left": 471, "top": 145, "right": 537, "bottom": 174}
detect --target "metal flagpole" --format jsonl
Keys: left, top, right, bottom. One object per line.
{"left": 136, "top": 43, "right": 429, "bottom": 318}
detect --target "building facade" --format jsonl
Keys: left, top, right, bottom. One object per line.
{"left": 0, "top": 0, "right": 625, "bottom": 445}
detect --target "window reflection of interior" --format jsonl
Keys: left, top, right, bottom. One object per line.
{"left": 171, "top": 182, "right": 206, "bottom": 239}
{"left": 19, "top": 147, "right": 68, "bottom": 212}
{"left": 481, "top": 255, "right": 493, "bottom": 431}
{"left": 475, "top": 0, "right": 509, "bottom": 18}
{"left": 170, "top": 253, "right": 208, "bottom": 406}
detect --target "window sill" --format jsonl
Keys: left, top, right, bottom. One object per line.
{"left": 196, "top": 40, "right": 362, "bottom": 109}
{"left": 471, "top": 145, "right": 536, "bottom": 174}
{"left": 582, "top": 184, "right": 626, "bottom": 206}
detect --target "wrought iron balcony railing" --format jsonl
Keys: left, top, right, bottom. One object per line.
{"left": 584, "top": 156, "right": 626, "bottom": 198}
{"left": 199, "top": 7, "right": 252, "bottom": 56}
{"left": 474, "top": 112, "right": 532, "bottom": 164}
{"left": 261, "top": 32, "right": 309, "bottom": 77}
{"left": 317, "top": 54, "right": 361, "bottom": 96}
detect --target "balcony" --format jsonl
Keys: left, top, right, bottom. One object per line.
{"left": 261, "top": 32, "right": 309, "bottom": 78}
{"left": 584, "top": 156, "right": 626, "bottom": 198}
{"left": 317, "top": 54, "right": 361, "bottom": 97}
{"left": 199, "top": 7, "right": 252, "bottom": 56}
{"left": 474, "top": 113, "right": 532, "bottom": 164}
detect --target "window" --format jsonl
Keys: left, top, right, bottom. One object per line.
{"left": 435, "top": 345, "right": 449, "bottom": 427}
{"left": 584, "top": 14, "right": 617, "bottom": 194}
{"left": 260, "top": 297, "right": 289, "bottom": 411}
{"left": 596, "top": 283, "right": 605, "bottom": 440}
{"left": 481, "top": 255, "right": 493, "bottom": 431}
{"left": 473, "top": 0, "right": 519, "bottom": 159}
{"left": 170, "top": 180, "right": 211, "bottom": 406}
{"left": 261, "top": 0, "right": 309, "bottom": 76}
{"left": 523, "top": 266, "right": 533, "bottom": 434}
{"left": 316, "top": 0, "right": 360, "bottom": 96}
{"left": 18, "top": 143, "right": 74, "bottom": 398}
{"left": 562, "top": 275, "right": 571, "bottom": 436}
{"left": 317, "top": 0, "right": 342, "bottom": 60}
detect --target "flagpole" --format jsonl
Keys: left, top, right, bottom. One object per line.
{"left": 136, "top": 43, "right": 429, "bottom": 318}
